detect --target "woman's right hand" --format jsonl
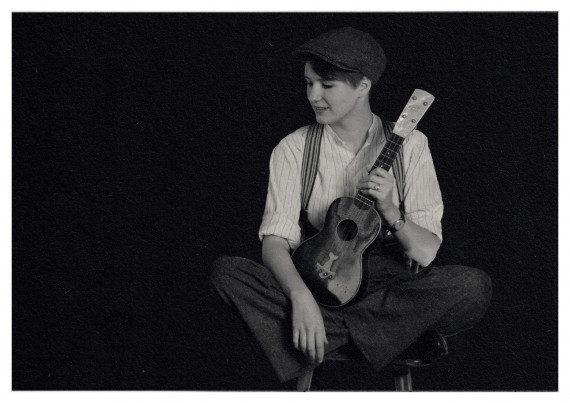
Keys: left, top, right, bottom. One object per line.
{"left": 261, "top": 235, "right": 329, "bottom": 364}
{"left": 290, "top": 289, "right": 328, "bottom": 364}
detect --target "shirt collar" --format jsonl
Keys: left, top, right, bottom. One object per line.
{"left": 326, "top": 114, "right": 381, "bottom": 148}
{"left": 365, "top": 114, "right": 381, "bottom": 148}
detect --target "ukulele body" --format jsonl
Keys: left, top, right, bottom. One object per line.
{"left": 291, "top": 196, "right": 382, "bottom": 308}
{"left": 292, "top": 89, "right": 435, "bottom": 308}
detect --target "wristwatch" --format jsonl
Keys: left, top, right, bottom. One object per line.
{"left": 388, "top": 211, "right": 406, "bottom": 232}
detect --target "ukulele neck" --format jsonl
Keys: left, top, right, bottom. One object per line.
{"left": 355, "top": 134, "right": 405, "bottom": 208}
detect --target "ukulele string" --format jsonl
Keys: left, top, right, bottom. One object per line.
{"left": 333, "top": 136, "right": 403, "bottom": 254}
{"left": 343, "top": 136, "right": 402, "bottom": 239}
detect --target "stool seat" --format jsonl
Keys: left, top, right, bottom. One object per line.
{"left": 296, "top": 330, "right": 448, "bottom": 391}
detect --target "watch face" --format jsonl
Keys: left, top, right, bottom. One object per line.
{"left": 394, "top": 219, "right": 405, "bottom": 231}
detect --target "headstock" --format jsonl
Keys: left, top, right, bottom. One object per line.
{"left": 392, "top": 89, "right": 435, "bottom": 138}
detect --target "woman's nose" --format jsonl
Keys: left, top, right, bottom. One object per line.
{"left": 308, "top": 85, "right": 322, "bottom": 102}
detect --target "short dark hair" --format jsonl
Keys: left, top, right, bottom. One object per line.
{"left": 305, "top": 55, "right": 367, "bottom": 89}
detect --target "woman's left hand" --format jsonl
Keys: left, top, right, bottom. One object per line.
{"left": 357, "top": 166, "right": 397, "bottom": 214}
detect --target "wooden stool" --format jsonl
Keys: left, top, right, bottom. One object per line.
{"left": 296, "top": 331, "right": 448, "bottom": 391}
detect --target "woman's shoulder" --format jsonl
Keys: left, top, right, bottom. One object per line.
{"left": 275, "top": 124, "right": 313, "bottom": 152}
{"left": 401, "top": 126, "right": 429, "bottom": 149}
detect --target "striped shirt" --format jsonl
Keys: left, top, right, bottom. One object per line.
{"left": 258, "top": 114, "right": 443, "bottom": 250}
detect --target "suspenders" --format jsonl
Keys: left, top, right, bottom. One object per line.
{"left": 300, "top": 123, "right": 324, "bottom": 213}
{"left": 298, "top": 123, "right": 324, "bottom": 241}
{"left": 298, "top": 120, "right": 406, "bottom": 241}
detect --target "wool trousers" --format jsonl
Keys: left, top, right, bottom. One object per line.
{"left": 210, "top": 249, "right": 492, "bottom": 383}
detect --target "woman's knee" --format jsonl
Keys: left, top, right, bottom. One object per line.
{"left": 454, "top": 266, "right": 493, "bottom": 313}
{"left": 210, "top": 256, "right": 237, "bottom": 291}
{"left": 431, "top": 266, "right": 493, "bottom": 334}
{"left": 431, "top": 265, "right": 492, "bottom": 310}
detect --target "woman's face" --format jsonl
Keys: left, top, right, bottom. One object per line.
{"left": 304, "top": 62, "right": 364, "bottom": 127}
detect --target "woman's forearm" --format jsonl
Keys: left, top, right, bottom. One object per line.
{"left": 261, "top": 235, "right": 313, "bottom": 300}
{"left": 381, "top": 204, "right": 441, "bottom": 267}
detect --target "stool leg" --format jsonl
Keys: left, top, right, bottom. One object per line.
{"left": 393, "top": 367, "right": 412, "bottom": 391}
{"left": 296, "top": 368, "right": 314, "bottom": 391}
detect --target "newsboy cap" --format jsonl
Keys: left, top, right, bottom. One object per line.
{"left": 293, "top": 27, "right": 387, "bottom": 84}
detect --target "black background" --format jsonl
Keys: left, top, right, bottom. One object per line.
{"left": 13, "top": 12, "right": 557, "bottom": 390}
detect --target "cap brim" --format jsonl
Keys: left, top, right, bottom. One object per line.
{"left": 292, "top": 47, "right": 362, "bottom": 74}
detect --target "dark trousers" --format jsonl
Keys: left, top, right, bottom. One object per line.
{"left": 211, "top": 252, "right": 492, "bottom": 383}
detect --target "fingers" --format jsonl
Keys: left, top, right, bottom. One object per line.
{"left": 299, "top": 330, "right": 307, "bottom": 355}
{"left": 366, "top": 164, "right": 391, "bottom": 177}
{"left": 297, "top": 330, "right": 316, "bottom": 363}
{"left": 290, "top": 296, "right": 328, "bottom": 364}
{"left": 315, "top": 329, "right": 326, "bottom": 364}
{"left": 306, "top": 336, "right": 316, "bottom": 363}
{"left": 369, "top": 169, "right": 394, "bottom": 184}
{"left": 294, "top": 327, "right": 328, "bottom": 364}
{"left": 357, "top": 180, "right": 389, "bottom": 195}
{"left": 358, "top": 166, "right": 394, "bottom": 194}
{"left": 363, "top": 180, "right": 383, "bottom": 190}
{"left": 304, "top": 331, "right": 326, "bottom": 364}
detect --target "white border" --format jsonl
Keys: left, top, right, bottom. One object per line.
{"left": 3, "top": 1, "right": 566, "bottom": 402}
{"left": 1, "top": 0, "right": 566, "bottom": 12}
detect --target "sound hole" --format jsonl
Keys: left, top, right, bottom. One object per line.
{"left": 337, "top": 219, "right": 358, "bottom": 241}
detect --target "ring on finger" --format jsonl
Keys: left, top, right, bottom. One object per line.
{"left": 374, "top": 185, "right": 380, "bottom": 191}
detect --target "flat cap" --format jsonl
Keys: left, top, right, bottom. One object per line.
{"left": 293, "top": 27, "right": 386, "bottom": 84}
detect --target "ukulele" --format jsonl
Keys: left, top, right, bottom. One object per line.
{"left": 291, "top": 89, "right": 435, "bottom": 308}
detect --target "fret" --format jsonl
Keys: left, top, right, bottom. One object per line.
{"left": 354, "top": 199, "right": 370, "bottom": 209}
{"left": 355, "top": 192, "right": 374, "bottom": 205}
{"left": 354, "top": 191, "right": 374, "bottom": 209}
{"left": 369, "top": 135, "right": 405, "bottom": 174}
{"left": 358, "top": 194, "right": 373, "bottom": 204}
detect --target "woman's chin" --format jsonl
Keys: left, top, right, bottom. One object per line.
{"left": 314, "top": 114, "right": 332, "bottom": 125}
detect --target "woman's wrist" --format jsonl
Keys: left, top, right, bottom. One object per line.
{"left": 378, "top": 203, "right": 400, "bottom": 224}
{"left": 289, "top": 287, "right": 313, "bottom": 302}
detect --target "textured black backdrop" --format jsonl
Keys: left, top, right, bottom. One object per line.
{"left": 12, "top": 12, "right": 557, "bottom": 390}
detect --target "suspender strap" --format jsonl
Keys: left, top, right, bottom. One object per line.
{"left": 300, "top": 123, "right": 324, "bottom": 212}
{"left": 298, "top": 123, "right": 324, "bottom": 241}
{"left": 381, "top": 119, "right": 405, "bottom": 213}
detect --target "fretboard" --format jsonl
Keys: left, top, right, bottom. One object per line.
{"left": 354, "top": 134, "right": 404, "bottom": 209}
{"left": 352, "top": 89, "right": 434, "bottom": 211}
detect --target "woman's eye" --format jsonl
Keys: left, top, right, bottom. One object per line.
{"left": 322, "top": 83, "right": 333, "bottom": 89}
{"left": 306, "top": 82, "right": 313, "bottom": 87}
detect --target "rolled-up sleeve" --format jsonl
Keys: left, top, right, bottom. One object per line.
{"left": 403, "top": 131, "right": 444, "bottom": 241}
{"left": 258, "top": 134, "right": 304, "bottom": 249}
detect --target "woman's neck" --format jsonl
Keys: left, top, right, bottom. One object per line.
{"left": 330, "top": 105, "right": 374, "bottom": 152}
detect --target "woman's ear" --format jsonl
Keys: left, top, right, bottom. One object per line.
{"left": 359, "top": 77, "right": 372, "bottom": 96}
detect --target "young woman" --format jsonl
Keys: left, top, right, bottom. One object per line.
{"left": 212, "top": 27, "right": 491, "bottom": 385}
